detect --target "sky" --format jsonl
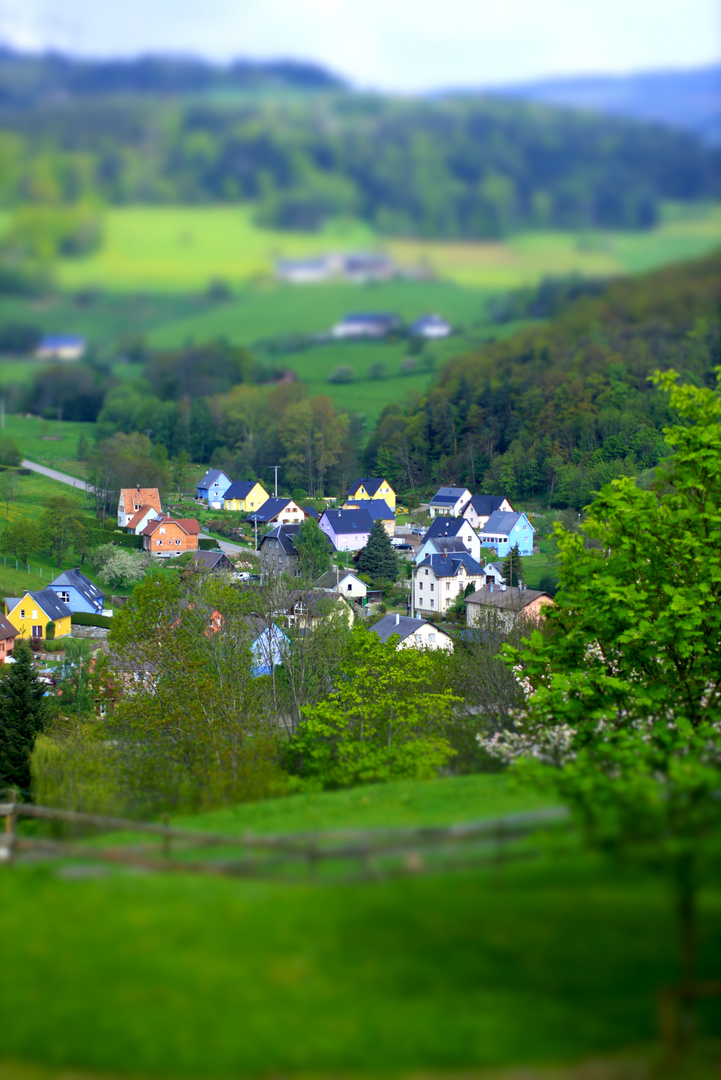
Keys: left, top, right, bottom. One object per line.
{"left": 1, "top": 0, "right": 718, "bottom": 91}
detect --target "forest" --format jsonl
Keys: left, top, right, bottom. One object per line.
{"left": 0, "top": 48, "right": 718, "bottom": 242}
{"left": 364, "top": 251, "right": 721, "bottom": 507}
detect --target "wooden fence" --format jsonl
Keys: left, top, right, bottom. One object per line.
{"left": 0, "top": 797, "right": 571, "bottom": 883}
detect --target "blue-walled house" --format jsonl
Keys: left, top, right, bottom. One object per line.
{"left": 197, "top": 469, "right": 233, "bottom": 504}
{"left": 47, "top": 568, "right": 104, "bottom": 615}
{"left": 479, "top": 511, "right": 535, "bottom": 557}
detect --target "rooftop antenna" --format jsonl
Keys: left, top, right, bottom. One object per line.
{"left": 270, "top": 465, "right": 280, "bottom": 498}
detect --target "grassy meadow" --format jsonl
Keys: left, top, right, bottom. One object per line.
{"left": 2, "top": 773, "right": 720, "bottom": 1076}
{"left": 44, "top": 201, "right": 721, "bottom": 292}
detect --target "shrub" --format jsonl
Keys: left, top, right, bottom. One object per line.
{"left": 45, "top": 620, "right": 56, "bottom": 641}
{"left": 328, "top": 365, "right": 356, "bottom": 384}
{"left": 71, "top": 612, "right": 112, "bottom": 629}
{"left": 400, "top": 357, "right": 418, "bottom": 375}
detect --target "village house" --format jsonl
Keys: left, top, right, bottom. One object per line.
{"left": 413, "top": 551, "right": 485, "bottom": 617}
{"left": 415, "top": 516, "right": 482, "bottom": 565}
{"left": 35, "top": 335, "right": 86, "bottom": 361}
{"left": 314, "top": 568, "right": 368, "bottom": 602}
{"left": 243, "top": 617, "right": 290, "bottom": 675}
{"left": 117, "top": 485, "right": 162, "bottom": 529}
{"left": 370, "top": 613, "right": 454, "bottom": 652}
{"left": 461, "top": 495, "right": 513, "bottom": 531}
{"left": 465, "top": 584, "right": 554, "bottom": 631}
{"left": 47, "top": 568, "right": 104, "bottom": 615}
{"left": 196, "top": 469, "right": 233, "bottom": 506}
{"left": 281, "top": 590, "right": 354, "bottom": 630}
{"left": 125, "top": 505, "right": 161, "bottom": 536}
{"left": 343, "top": 497, "right": 395, "bottom": 535}
{"left": 346, "top": 476, "right": 396, "bottom": 511}
{"left": 479, "top": 511, "right": 535, "bottom": 557}
{"left": 409, "top": 314, "right": 452, "bottom": 339}
{"left": 248, "top": 498, "right": 305, "bottom": 527}
{"left": 188, "top": 550, "right": 234, "bottom": 573}
{"left": 142, "top": 516, "right": 200, "bottom": 557}
{"left": 222, "top": 480, "right": 269, "bottom": 514}
{"left": 5, "top": 589, "right": 72, "bottom": 640}
{"left": 331, "top": 312, "right": 399, "bottom": 339}
{"left": 319, "top": 508, "right": 373, "bottom": 551}
{"left": 0, "top": 612, "right": 18, "bottom": 662}
{"left": 429, "top": 486, "right": 472, "bottom": 518}
{"left": 258, "top": 524, "right": 302, "bottom": 577}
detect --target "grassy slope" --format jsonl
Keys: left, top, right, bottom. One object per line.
{"left": 49, "top": 203, "right": 721, "bottom": 292}
{"left": 1, "top": 773, "right": 720, "bottom": 1074}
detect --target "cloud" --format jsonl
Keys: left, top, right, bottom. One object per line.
{"left": 1, "top": 0, "right": 717, "bottom": 90}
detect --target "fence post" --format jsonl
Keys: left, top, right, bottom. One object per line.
{"left": 3, "top": 786, "right": 17, "bottom": 866}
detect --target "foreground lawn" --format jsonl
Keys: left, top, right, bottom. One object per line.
{"left": 1, "top": 846, "right": 719, "bottom": 1076}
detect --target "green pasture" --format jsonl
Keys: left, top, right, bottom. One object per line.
{"left": 50, "top": 202, "right": 721, "bottom": 293}
{"left": 0, "top": 416, "right": 92, "bottom": 478}
{"left": 2, "top": 771, "right": 720, "bottom": 1076}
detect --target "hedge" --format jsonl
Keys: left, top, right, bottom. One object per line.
{"left": 198, "top": 538, "right": 222, "bottom": 551}
{"left": 71, "top": 611, "right": 113, "bottom": 629}
{"left": 89, "top": 530, "right": 142, "bottom": 551}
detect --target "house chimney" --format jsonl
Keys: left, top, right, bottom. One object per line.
{"left": 395, "top": 612, "right": 400, "bottom": 625}
{"left": 137, "top": 483, "right": 140, "bottom": 492}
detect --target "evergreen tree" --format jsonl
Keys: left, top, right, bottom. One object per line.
{"left": 357, "top": 520, "right": 400, "bottom": 583}
{"left": 502, "top": 543, "right": 522, "bottom": 587}
{"left": 294, "top": 517, "right": 331, "bottom": 580}
{"left": 0, "top": 641, "right": 47, "bottom": 795}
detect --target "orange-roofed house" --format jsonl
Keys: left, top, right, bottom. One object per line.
{"left": 141, "top": 516, "right": 200, "bottom": 558}
{"left": 118, "top": 486, "right": 162, "bottom": 528}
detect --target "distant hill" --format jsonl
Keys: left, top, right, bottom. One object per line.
{"left": 0, "top": 47, "right": 345, "bottom": 106}
{"left": 484, "top": 66, "right": 721, "bottom": 144}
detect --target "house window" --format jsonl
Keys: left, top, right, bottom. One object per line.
{"left": 430, "top": 599, "right": 434, "bottom": 609}
{"left": 419, "top": 581, "right": 423, "bottom": 590}
{"left": 430, "top": 583, "right": 434, "bottom": 591}
{"left": 32, "top": 609, "right": 38, "bottom": 619}
{"left": 19, "top": 609, "right": 25, "bottom": 619}
{"left": 425, "top": 569, "right": 428, "bottom": 575}
{"left": 156, "top": 539, "right": 162, "bottom": 546}
{"left": 159, "top": 527, "right": 166, "bottom": 535}
{"left": 429, "top": 633, "right": 435, "bottom": 643}
{"left": 59, "top": 591, "right": 70, "bottom": 603}
{"left": 175, "top": 539, "right": 181, "bottom": 546}
{"left": 32, "top": 626, "right": 42, "bottom": 638}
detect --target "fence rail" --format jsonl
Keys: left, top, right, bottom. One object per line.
{"left": 0, "top": 797, "right": 571, "bottom": 883}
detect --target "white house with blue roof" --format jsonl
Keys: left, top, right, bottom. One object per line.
{"left": 479, "top": 511, "right": 535, "bottom": 557}
{"left": 413, "top": 550, "right": 485, "bottom": 617}
{"left": 196, "top": 469, "right": 233, "bottom": 505}
{"left": 429, "top": 487, "right": 472, "bottom": 518}
{"left": 47, "top": 568, "right": 104, "bottom": 615}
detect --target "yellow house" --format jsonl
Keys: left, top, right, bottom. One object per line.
{"left": 346, "top": 476, "right": 396, "bottom": 511}
{"left": 223, "top": 480, "right": 270, "bottom": 513}
{"left": 5, "top": 589, "right": 72, "bottom": 641}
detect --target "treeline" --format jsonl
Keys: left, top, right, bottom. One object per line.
{"left": 0, "top": 80, "right": 718, "bottom": 240}
{"left": 363, "top": 252, "right": 721, "bottom": 509}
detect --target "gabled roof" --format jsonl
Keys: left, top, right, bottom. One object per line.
{"left": 338, "top": 312, "right": 397, "bottom": 325}
{"left": 197, "top": 468, "right": 230, "bottom": 490}
{"left": 302, "top": 505, "right": 320, "bottom": 519}
{"left": 223, "top": 480, "right": 262, "bottom": 501}
{"left": 141, "top": 515, "right": 200, "bottom": 536}
{"left": 481, "top": 511, "right": 531, "bottom": 536}
{"left": 248, "top": 498, "right": 299, "bottom": 523}
{"left": 321, "top": 508, "right": 373, "bottom": 535}
{"left": 190, "top": 550, "right": 231, "bottom": 571}
{"left": 126, "top": 504, "right": 157, "bottom": 530}
{"left": 462, "top": 495, "right": 509, "bottom": 518}
{"left": 49, "top": 568, "right": 103, "bottom": 607}
{"left": 429, "top": 537, "right": 469, "bottom": 554}
{"left": 424, "top": 516, "right": 472, "bottom": 541}
{"left": 38, "top": 335, "right": 85, "bottom": 348}
{"left": 465, "top": 586, "right": 552, "bottom": 611}
{"left": 119, "top": 487, "right": 162, "bottom": 512}
{"left": 370, "top": 614, "right": 452, "bottom": 645}
{"left": 7, "top": 589, "right": 72, "bottom": 622}
{"left": 416, "top": 552, "right": 485, "bottom": 578}
{"left": 346, "top": 498, "right": 394, "bottom": 521}
{"left": 410, "top": 314, "right": 451, "bottom": 331}
{"left": 430, "top": 486, "right": 470, "bottom": 504}
{"left": 0, "top": 612, "right": 18, "bottom": 639}
{"left": 348, "top": 477, "right": 389, "bottom": 498}
{"left": 259, "top": 523, "right": 301, "bottom": 555}
{"left": 241, "top": 616, "right": 290, "bottom": 644}
{"left": 314, "top": 569, "right": 364, "bottom": 590}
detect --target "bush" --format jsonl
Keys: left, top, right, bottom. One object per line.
{"left": 400, "top": 357, "right": 418, "bottom": 375}
{"left": 45, "top": 620, "right": 56, "bottom": 641}
{"left": 198, "top": 537, "right": 220, "bottom": 551}
{"left": 71, "top": 612, "right": 112, "bottom": 629}
{"left": 103, "top": 518, "right": 117, "bottom": 532}
{"left": 328, "top": 365, "right": 356, "bottom": 384}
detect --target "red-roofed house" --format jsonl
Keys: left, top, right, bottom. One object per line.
{"left": 118, "top": 486, "right": 162, "bottom": 528}
{"left": 141, "top": 515, "right": 200, "bottom": 558}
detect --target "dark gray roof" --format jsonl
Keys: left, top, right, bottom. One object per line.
{"left": 259, "top": 523, "right": 301, "bottom": 555}
{"left": 321, "top": 508, "right": 373, "bottom": 535}
{"left": 340, "top": 312, "right": 397, "bottom": 325}
{"left": 370, "top": 614, "right": 451, "bottom": 645}
{"left": 314, "top": 569, "right": 363, "bottom": 590}
{"left": 197, "top": 468, "right": 229, "bottom": 490}
{"left": 49, "top": 568, "right": 103, "bottom": 610}
{"left": 430, "top": 537, "right": 469, "bottom": 554}
{"left": 481, "top": 511, "right": 531, "bottom": 536}
{"left": 223, "top": 481, "right": 258, "bottom": 501}
{"left": 465, "top": 586, "right": 552, "bottom": 611}
{"left": 0, "top": 612, "right": 18, "bottom": 639}
{"left": 22, "top": 588, "right": 73, "bottom": 622}
{"left": 360, "top": 499, "right": 394, "bottom": 521}
{"left": 416, "top": 552, "right": 485, "bottom": 578}
{"left": 347, "top": 477, "right": 387, "bottom": 498}
{"left": 190, "top": 550, "right": 232, "bottom": 571}
{"left": 430, "top": 487, "right": 469, "bottom": 504}
{"left": 302, "top": 505, "right": 320, "bottom": 519}
{"left": 424, "top": 516, "right": 471, "bottom": 541}
{"left": 463, "top": 495, "right": 509, "bottom": 517}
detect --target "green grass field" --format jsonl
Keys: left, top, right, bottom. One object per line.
{"left": 46, "top": 202, "right": 721, "bottom": 292}
{"left": 2, "top": 773, "right": 720, "bottom": 1076}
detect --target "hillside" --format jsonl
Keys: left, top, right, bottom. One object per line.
{"left": 364, "top": 251, "right": 721, "bottom": 508}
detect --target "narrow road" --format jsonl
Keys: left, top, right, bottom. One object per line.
{"left": 23, "top": 460, "right": 254, "bottom": 557}
{"left": 22, "top": 459, "right": 92, "bottom": 492}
